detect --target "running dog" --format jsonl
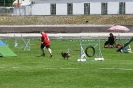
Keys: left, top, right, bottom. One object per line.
{"left": 61, "top": 52, "right": 70, "bottom": 59}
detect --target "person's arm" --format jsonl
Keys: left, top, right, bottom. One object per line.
{"left": 113, "top": 36, "right": 116, "bottom": 41}
{"left": 39, "top": 37, "right": 44, "bottom": 44}
{"left": 43, "top": 38, "right": 46, "bottom": 43}
{"left": 107, "top": 37, "right": 110, "bottom": 41}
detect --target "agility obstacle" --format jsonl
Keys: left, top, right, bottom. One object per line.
{"left": 4, "top": 33, "right": 9, "bottom": 46}
{"left": 0, "top": 40, "right": 17, "bottom": 57}
{"left": 77, "top": 44, "right": 87, "bottom": 62}
{"left": 5, "top": 33, "right": 40, "bottom": 51}
{"left": 77, "top": 37, "right": 104, "bottom": 62}
{"left": 14, "top": 34, "right": 30, "bottom": 51}
{"left": 94, "top": 37, "right": 104, "bottom": 61}
{"left": 77, "top": 38, "right": 88, "bottom": 62}
{"left": 117, "top": 36, "right": 133, "bottom": 53}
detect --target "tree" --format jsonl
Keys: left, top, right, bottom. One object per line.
{"left": 0, "top": 0, "right": 15, "bottom": 6}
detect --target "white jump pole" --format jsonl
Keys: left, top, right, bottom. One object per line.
{"left": 94, "top": 37, "right": 104, "bottom": 61}
{"left": 77, "top": 37, "right": 87, "bottom": 62}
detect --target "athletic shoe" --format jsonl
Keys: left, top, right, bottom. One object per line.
{"left": 110, "top": 46, "right": 114, "bottom": 48}
{"left": 50, "top": 54, "right": 53, "bottom": 57}
{"left": 41, "top": 53, "right": 45, "bottom": 57}
{"left": 104, "top": 46, "right": 108, "bottom": 48}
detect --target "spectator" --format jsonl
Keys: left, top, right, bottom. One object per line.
{"left": 104, "top": 33, "right": 116, "bottom": 48}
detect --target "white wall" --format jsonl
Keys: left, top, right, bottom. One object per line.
{"left": 13, "top": 8, "right": 25, "bottom": 15}
{"left": 25, "top": 6, "right": 32, "bottom": 15}
{"left": 14, "top": 0, "right": 133, "bottom": 15}
{"left": 73, "top": 3, "right": 84, "bottom": 15}
{"left": 32, "top": 3, "right": 50, "bottom": 15}
{"left": 31, "top": 0, "right": 133, "bottom": 3}
{"left": 126, "top": 2, "right": 133, "bottom": 14}
{"left": 108, "top": 2, "right": 119, "bottom": 14}
{"left": 90, "top": 2, "right": 101, "bottom": 14}
{"left": 56, "top": 3, "right": 67, "bottom": 15}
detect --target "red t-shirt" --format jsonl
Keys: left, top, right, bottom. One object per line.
{"left": 41, "top": 33, "right": 50, "bottom": 46}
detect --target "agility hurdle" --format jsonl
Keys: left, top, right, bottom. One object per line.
{"left": 14, "top": 34, "right": 30, "bottom": 51}
{"left": 77, "top": 37, "right": 104, "bottom": 62}
{"left": 3, "top": 33, "right": 10, "bottom": 46}
{"left": 94, "top": 37, "right": 104, "bottom": 61}
{"left": 55, "top": 36, "right": 104, "bottom": 61}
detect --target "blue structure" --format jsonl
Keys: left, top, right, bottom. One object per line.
{"left": 0, "top": 40, "right": 17, "bottom": 57}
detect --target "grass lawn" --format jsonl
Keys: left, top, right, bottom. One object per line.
{"left": 0, "top": 38, "right": 133, "bottom": 88}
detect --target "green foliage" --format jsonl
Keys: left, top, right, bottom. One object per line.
{"left": 0, "top": 0, "right": 14, "bottom": 3}
{"left": 0, "top": 38, "right": 133, "bottom": 88}
{"left": 0, "top": 0, "right": 15, "bottom": 6}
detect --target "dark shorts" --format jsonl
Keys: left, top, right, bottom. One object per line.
{"left": 104, "top": 41, "right": 114, "bottom": 45}
{"left": 41, "top": 44, "right": 50, "bottom": 49}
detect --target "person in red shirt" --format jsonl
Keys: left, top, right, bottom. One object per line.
{"left": 40, "top": 31, "right": 53, "bottom": 57}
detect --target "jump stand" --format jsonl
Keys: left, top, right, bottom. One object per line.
{"left": 94, "top": 37, "right": 104, "bottom": 61}
{"left": 14, "top": 34, "right": 30, "bottom": 51}
{"left": 77, "top": 37, "right": 104, "bottom": 61}
{"left": 77, "top": 45, "right": 87, "bottom": 62}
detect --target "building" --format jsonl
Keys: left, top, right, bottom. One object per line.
{"left": 13, "top": 0, "right": 133, "bottom": 15}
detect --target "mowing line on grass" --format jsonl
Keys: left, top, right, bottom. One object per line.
{"left": 103, "top": 54, "right": 131, "bottom": 55}
{"left": 99, "top": 68, "right": 133, "bottom": 71}
{"left": 0, "top": 67, "right": 19, "bottom": 69}
{"left": 60, "top": 68, "right": 133, "bottom": 71}
{"left": 0, "top": 67, "right": 133, "bottom": 71}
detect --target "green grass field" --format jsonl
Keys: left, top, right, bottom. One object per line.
{"left": 0, "top": 38, "right": 133, "bottom": 88}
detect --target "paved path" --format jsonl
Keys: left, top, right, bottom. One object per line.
{"left": 0, "top": 33, "right": 133, "bottom": 38}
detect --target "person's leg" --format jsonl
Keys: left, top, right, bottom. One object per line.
{"left": 110, "top": 42, "right": 114, "bottom": 48}
{"left": 48, "top": 48, "right": 52, "bottom": 56}
{"left": 46, "top": 45, "right": 53, "bottom": 57}
{"left": 41, "top": 44, "right": 45, "bottom": 56}
{"left": 104, "top": 41, "right": 109, "bottom": 45}
{"left": 104, "top": 41, "right": 109, "bottom": 48}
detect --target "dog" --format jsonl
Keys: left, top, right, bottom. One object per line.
{"left": 61, "top": 52, "right": 70, "bottom": 59}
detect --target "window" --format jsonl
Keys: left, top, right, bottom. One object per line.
{"left": 119, "top": 2, "right": 125, "bottom": 14}
{"left": 50, "top": 4, "right": 56, "bottom": 15}
{"left": 101, "top": 3, "right": 107, "bottom": 15}
{"left": 84, "top": 3, "right": 90, "bottom": 15}
{"left": 67, "top": 3, "right": 73, "bottom": 15}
